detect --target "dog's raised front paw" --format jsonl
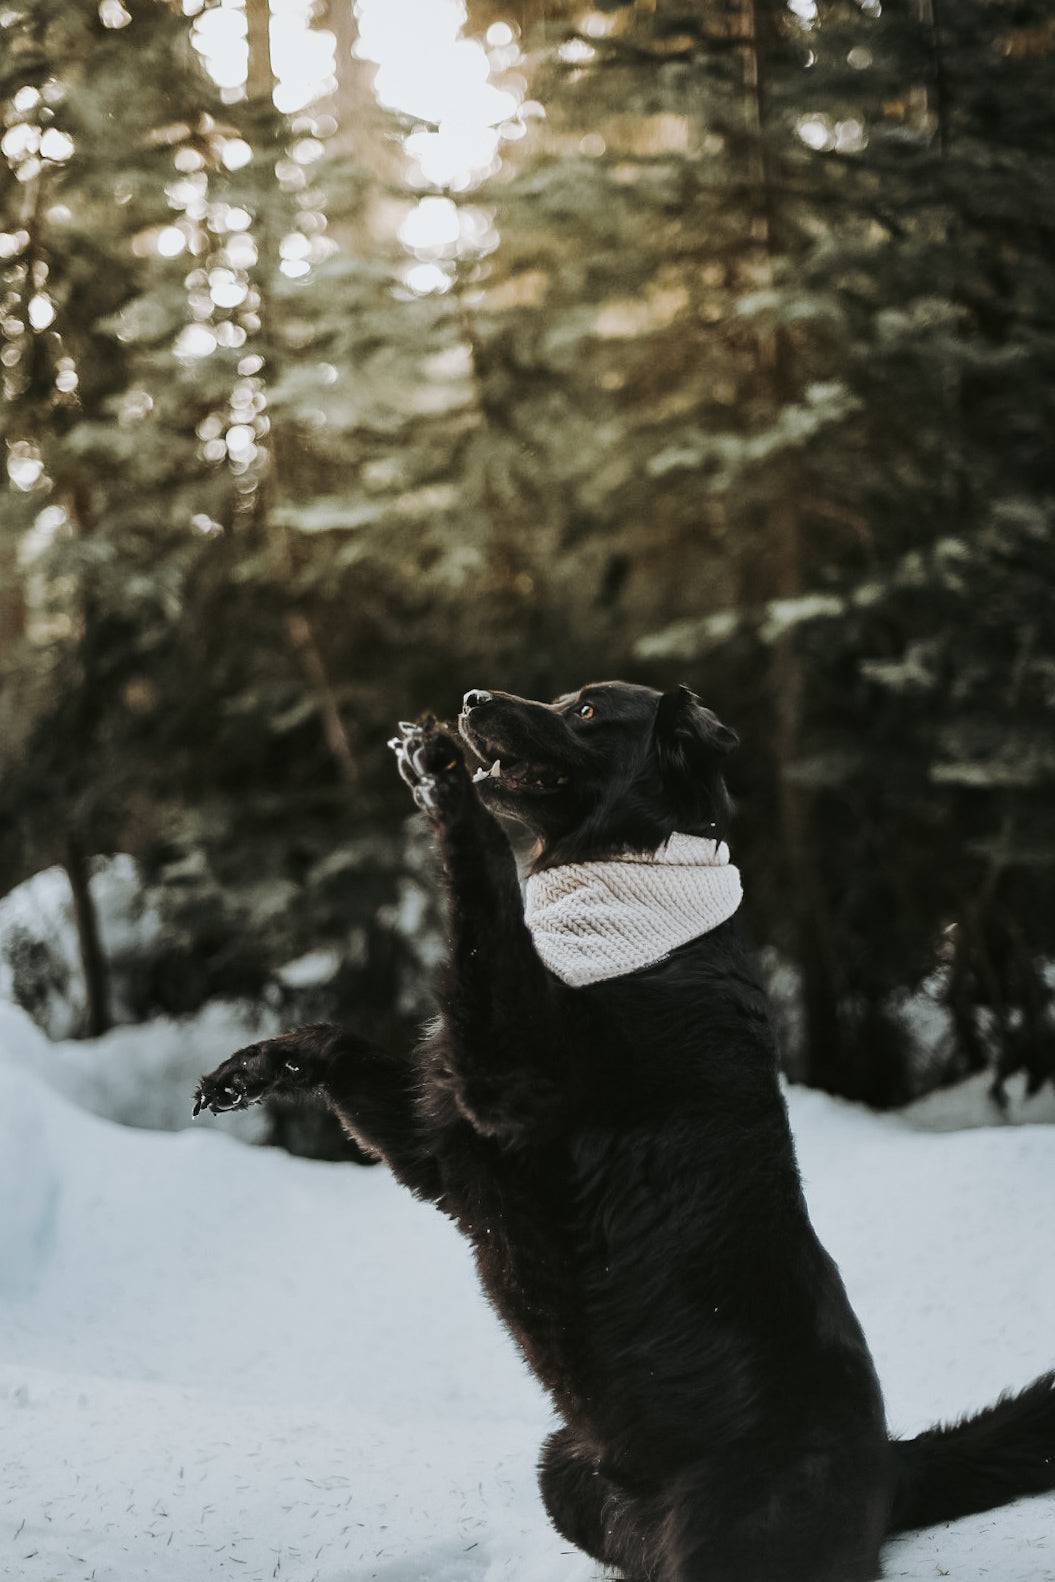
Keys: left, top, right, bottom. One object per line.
{"left": 193, "top": 1042, "right": 301, "bottom": 1117}
{"left": 388, "top": 718, "right": 468, "bottom": 821}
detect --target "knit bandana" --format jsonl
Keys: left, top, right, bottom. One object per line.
{"left": 524, "top": 833, "right": 742, "bottom": 987}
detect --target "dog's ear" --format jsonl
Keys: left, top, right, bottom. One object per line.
{"left": 653, "top": 685, "right": 738, "bottom": 765}
{"left": 652, "top": 686, "right": 737, "bottom": 832}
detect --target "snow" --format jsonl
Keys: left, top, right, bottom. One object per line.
{"left": 0, "top": 858, "right": 162, "bottom": 1041}
{"left": 1, "top": 1016, "right": 1054, "bottom": 1580}
{"left": 0, "top": 997, "right": 274, "bottom": 1141}
{"left": 901, "top": 1066, "right": 1055, "bottom": 1132}
{"left": 275, "top": 949, "right": 343, "bottom": 990}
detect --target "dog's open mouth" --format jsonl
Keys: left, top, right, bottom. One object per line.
{"left": 469, "top": 754, "right": 569, "bottom": 795}
{"left": 459, "top": 707, "right": 573, "bottom": 798}
{"left": 460, "top": 718, "right": 570, "bottom": 796}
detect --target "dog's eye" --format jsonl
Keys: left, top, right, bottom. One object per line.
{"left": 577, "top": 703, "right": 595, "bottom": 719}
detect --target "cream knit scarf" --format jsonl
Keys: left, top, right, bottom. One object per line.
{"left": 524, "top": 833, "right": 742, "bottom": 987}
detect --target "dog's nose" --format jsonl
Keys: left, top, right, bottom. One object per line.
{"left": 462, "top": 690, "right": 492, "bottom": 712}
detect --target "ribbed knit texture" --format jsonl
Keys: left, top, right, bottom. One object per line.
{"left": 524, "top": 833, "right": 742, "bottom": 987}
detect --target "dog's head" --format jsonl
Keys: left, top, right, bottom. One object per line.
{"left": 458, "top": 681, "right": 738, "bottom": 869}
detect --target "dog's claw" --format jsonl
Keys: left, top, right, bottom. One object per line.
{"left": 192, "top": 1071, "right": 261, "bottom": 1117}
{"left": 412, "top": 779, "right": 437, "bottom": 813}
{"left": 193, "top": 1038, "right": 309, "bottom": 1122}
{"left": 388, "top": 715, "right": 468, "bottom": 823}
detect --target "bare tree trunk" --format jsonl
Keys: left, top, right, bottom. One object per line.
{"left": 244, "top": 0, "right": 359, "bottom": 790}
{"left": 245, "top": 0, "right": 274, "bottom": 100}
{"left": 0, "top": 524, "right": 25, "bottom": 649}
{"left": 286, "top": 613, "right": 358, "bottom": 788}
{"left": 65, "top": 833, "right": 111, "bottom": 1038}
{"left": 322, "top": 0, "right": 405, "bottom": 248}
{"left": 737, "top": 0, "right": 844, "bottom": 1091}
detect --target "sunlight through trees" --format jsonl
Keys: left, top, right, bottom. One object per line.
{"left": 2, "top": 0, "right": 1053, "bottom": 1103}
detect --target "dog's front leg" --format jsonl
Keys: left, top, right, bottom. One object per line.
{"left": 391, "top": 720, "right": 572, "bottom": 1140}
{"left": 194, "top": 1025, "right": 441, "bottom": 1200}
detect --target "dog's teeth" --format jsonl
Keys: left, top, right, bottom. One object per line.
{"left": 488, "top": 760, "right": 502, "bottom": 778}
{"left": 472, "top": 767, "right": 489, "bottom": 783}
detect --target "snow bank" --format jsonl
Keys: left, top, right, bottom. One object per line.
{"left": 0, "top": 996, "right": 273, "bottom": 1141}
{"left": 0, "top": 1052, "right": 1053, "bottom": 1580}
{"left": 900, "top": 1066, "right": 1055, "bottom": 1131}
{"left": 0, "top": 857, "right": 162, "bottom": 1040}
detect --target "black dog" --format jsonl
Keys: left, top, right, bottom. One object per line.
{"left": 195, "top": 682, "right": 1055, "bottom": 1582}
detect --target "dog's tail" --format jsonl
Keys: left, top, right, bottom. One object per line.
{"left": 887, "top": 1370, "right": 1055, "bottom": 1532}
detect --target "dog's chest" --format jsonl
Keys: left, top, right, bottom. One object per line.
{"left": 438, "top": 1137, "right": 587, "bottom": 1401}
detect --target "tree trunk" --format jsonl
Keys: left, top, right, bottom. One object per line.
{"left": 246, "top": 0, "right": 274, "bottom": 100}
{"left": 322, "top": 0, "right": 404, "bottom": 251}
{"left": 243, "top": 0, "right": 360, "bottom": 790}
{"left": 738, "top": 0, "right": 845, "bottom": 1092}
{"left": 0, "top": 537, "right": 25, "bottom": 650}
{"left": 65, "top": 834, "right": 112, "bottom": 1038}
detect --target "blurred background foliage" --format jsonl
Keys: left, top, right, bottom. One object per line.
{"left": 1, "top": 0, "right": 1053, "bottom": 1128}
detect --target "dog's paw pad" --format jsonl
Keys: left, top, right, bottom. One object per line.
{"left": 195, "top": 1076, "right": 256, "bottom": 1116}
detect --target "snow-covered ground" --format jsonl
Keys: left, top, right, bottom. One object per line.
{"left": 0, "top": 860, "right": 163, "bottom": 1042}
{"left": 1, "top": 999, "right": 1054, "bottom": 1582}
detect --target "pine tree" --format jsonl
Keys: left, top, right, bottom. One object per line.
{"left": 626, "top": 0, "right": 1055, "bottom": 1097}
{"left": 5, "top": 0, "right": 1051, "bottom": 1103}
{"left": 0, "top": 0, "right": 243, "bottom": 1028}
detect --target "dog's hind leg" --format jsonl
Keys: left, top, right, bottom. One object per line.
{"left": 654, "top": 1455, "right": 886, "bottom": 1582}
{"left": 538, "top": 1427, "right": 659, "bottom": 1581}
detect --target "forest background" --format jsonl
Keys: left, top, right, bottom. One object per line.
{"left": 1, "top": 0, "right": 1053, "bottom": 1149}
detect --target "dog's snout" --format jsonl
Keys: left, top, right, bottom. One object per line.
{"left": 462, "top": 690, "right": 492, "bottom": 712}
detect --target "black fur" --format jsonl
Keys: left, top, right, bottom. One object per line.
{"left": 195, "top": 681, "right": 1055, "bottom": 1581}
